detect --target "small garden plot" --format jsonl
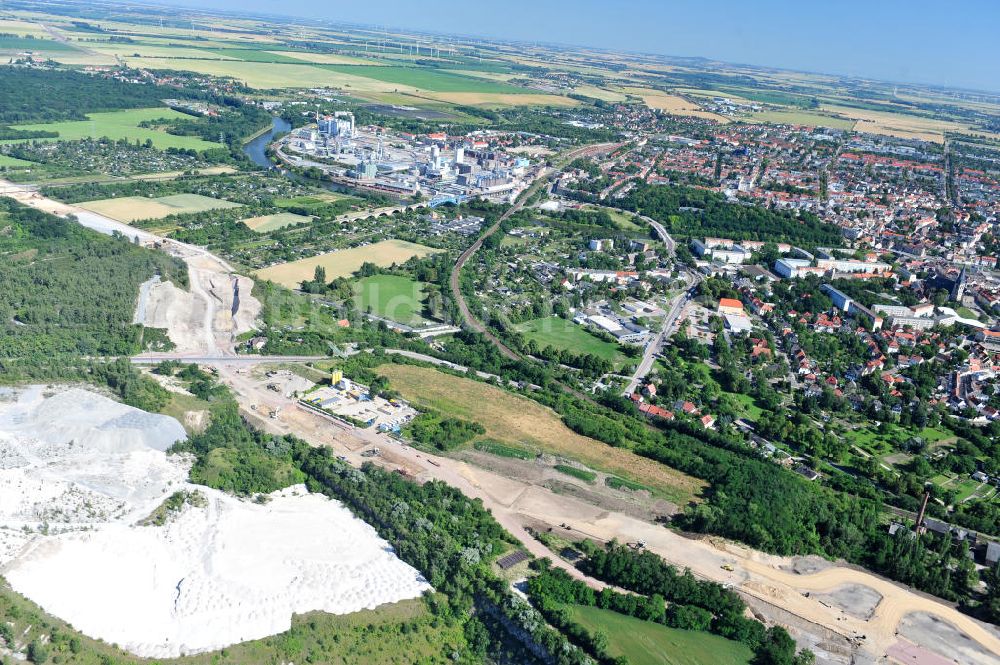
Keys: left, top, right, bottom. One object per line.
{"left": 242, "top": 212, "right": 312, "bottom": 233}
{"left": 78, "top": 193, "right": 241, "bottom": 223}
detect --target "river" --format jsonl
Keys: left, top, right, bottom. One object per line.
{"left": 243, "top": 116, "right": 291, "bottom": 170}
{"left": 243, "top": 117, "right": 353, "bottom": 195}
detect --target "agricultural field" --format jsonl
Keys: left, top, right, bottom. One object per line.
{"left": 564, "top": 605, "right": 753, "bottom": 665}
{"left": 242, "top": 212, "right": 312, "bottom": 233}
{"left": 420, "top": 92, "right": 577, "bottom": 108}
{"left": 317, "top": 65, "right": 527, "bottom": 94}
{"left": 353, "top": 274, "right": 430, "bottom": 326}
{"left": 516, "top": 316, "right": 625, "bottom": 366}
{"left": 267, "top": 51, "right": 380, "bottom": 65}
{"left": 256, "top": 240, "right": 443, "bottom": 287}
{"left": 749, "top": 109, "right": 857, "bottom": 131}
{"left": 819, "top": 104, "right": 980, "bottom": 143}
{"left": 0, "top": 19, "right": 51, "bottom": 37}
{"left": 203, "top": 48, "right": 317, "bottom": 64}
{"left": 376, "top": 364, "right": 705, "bottom": 503}
{"left": 626, "top": 88, "right": 728, "bottom": 122}
{"left": 78, "top": 193, "right": 241, "bottom": 223}
{"left": 0, "top": 35, "right": 76, "bottom": 53}
{"left": 4, "top": 108, "right": 224, "bottom": 151}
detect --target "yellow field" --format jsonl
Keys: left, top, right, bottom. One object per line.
{"left": 78, "top": 194, "right": 240, "bottom": 222}
{"left": 0, "top": 19, "right": 49, "bottom": 36}
{"left": 377, "top": 364, "right": 705, "bottom": 503}
{"left": 256, "top": 239, "right": 443, "bottom": 287}
{"left": 446, "top": 69, "right": 520, "bottom": 83}
{"left": 750, "top": 109, "right": 857, "bottom": 131}
{"left": 79, "top": 196, "right": 176, "bottom": 221}
{"left": 575, "top": 85, "right": 629, "bottom": 103}
{"left": 242, "top": 212, "right": 311, "bottom": 233}
{"left": 268, "top": 51, "right": 379, "bottom": 65}
{"left": 820, "top": 104, "right": 976, "bottom": 143}
{"left": 627, "top": 88, "right": 728, "bottom": 122}
{"left": 88, "top": 43, "right": 238, "bottom": 60}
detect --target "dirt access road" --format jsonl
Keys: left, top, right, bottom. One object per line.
{"left": 211, "top": 362, "right": 1000, "bottom": 665}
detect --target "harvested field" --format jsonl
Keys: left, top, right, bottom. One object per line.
{"left": 627, "top": 88, "right": 728, "bottom": 122}
{"left": 376, "top": 364, "right": 705, "bottom": 504}
{"left": 242, "top": 211, "right": 312, "bottom": 232}
{"left": 316, "top": 64, "right": 525, "bottom": 93}
{"left": 267, "top": 51, "right": 380, "bottom": 65}
{"left": 819, "top": 104, "right": 992, "bottom": 143}
{"left": 750, "top": 109, "right": 857, "bottom": 130}
{"left": 256, "top": 239, "right": 443, "bottom": 288}
{"left": 0, "top": 19, "right": 50, "bottom": 37}
{"left": 78, "top": 193, "right": 241, "bottom": 223}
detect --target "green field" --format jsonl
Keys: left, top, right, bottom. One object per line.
{"left": 205, "top": 48, "right": 314, "bottom": 64}
{"left": 317, "top": 64, "right": 527, "bottom": 93}
{"left": 565, "top": 605, "right": 753, "bottom": 665}
{"left": 5, "top": 108, "right": 224, "bottom": 151}
{"left": 473, "top": 440, "right": 535, "bottom": 460}
{"left": 516, "top": 315, "right": 624, "bottom": 365}
{"left": 956, "top": 306, "right": 979, "bottom": 319}
{"left": 554, "top": 464, "right": 597, "bottom": 483}
{"left": 723, "top": 391, "right": 764, "bottom": 421}
{"left": 353, "top": 274, "right": 429, "bottom": 325}
{"left": 242, "top": 211, "right": 312, "bottom": 233}
{"left": 0, "top": 36, "right": 77, "bottom": 52}
{"left": 0, "top": 154, "right": 35, "bottom": 167}
{"left": 843, "top": 423, "right": 955, "bottom": 458}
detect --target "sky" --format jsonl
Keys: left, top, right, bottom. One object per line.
{"left": 175, "top": 0, "right": 998, "bottom": 92}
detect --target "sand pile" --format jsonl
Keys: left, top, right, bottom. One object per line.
{"left": 0, "top": 387, "right": 430, "bottom": 657}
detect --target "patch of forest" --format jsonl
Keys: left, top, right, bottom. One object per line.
{"left": 0, "top": 66, "right": 197, "bottom": 125}
{"left": 0, "top": 197, "right": 186, "bottom": 361}
{"left": 616, "top": 182, "right": 843, "bottom": 246}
